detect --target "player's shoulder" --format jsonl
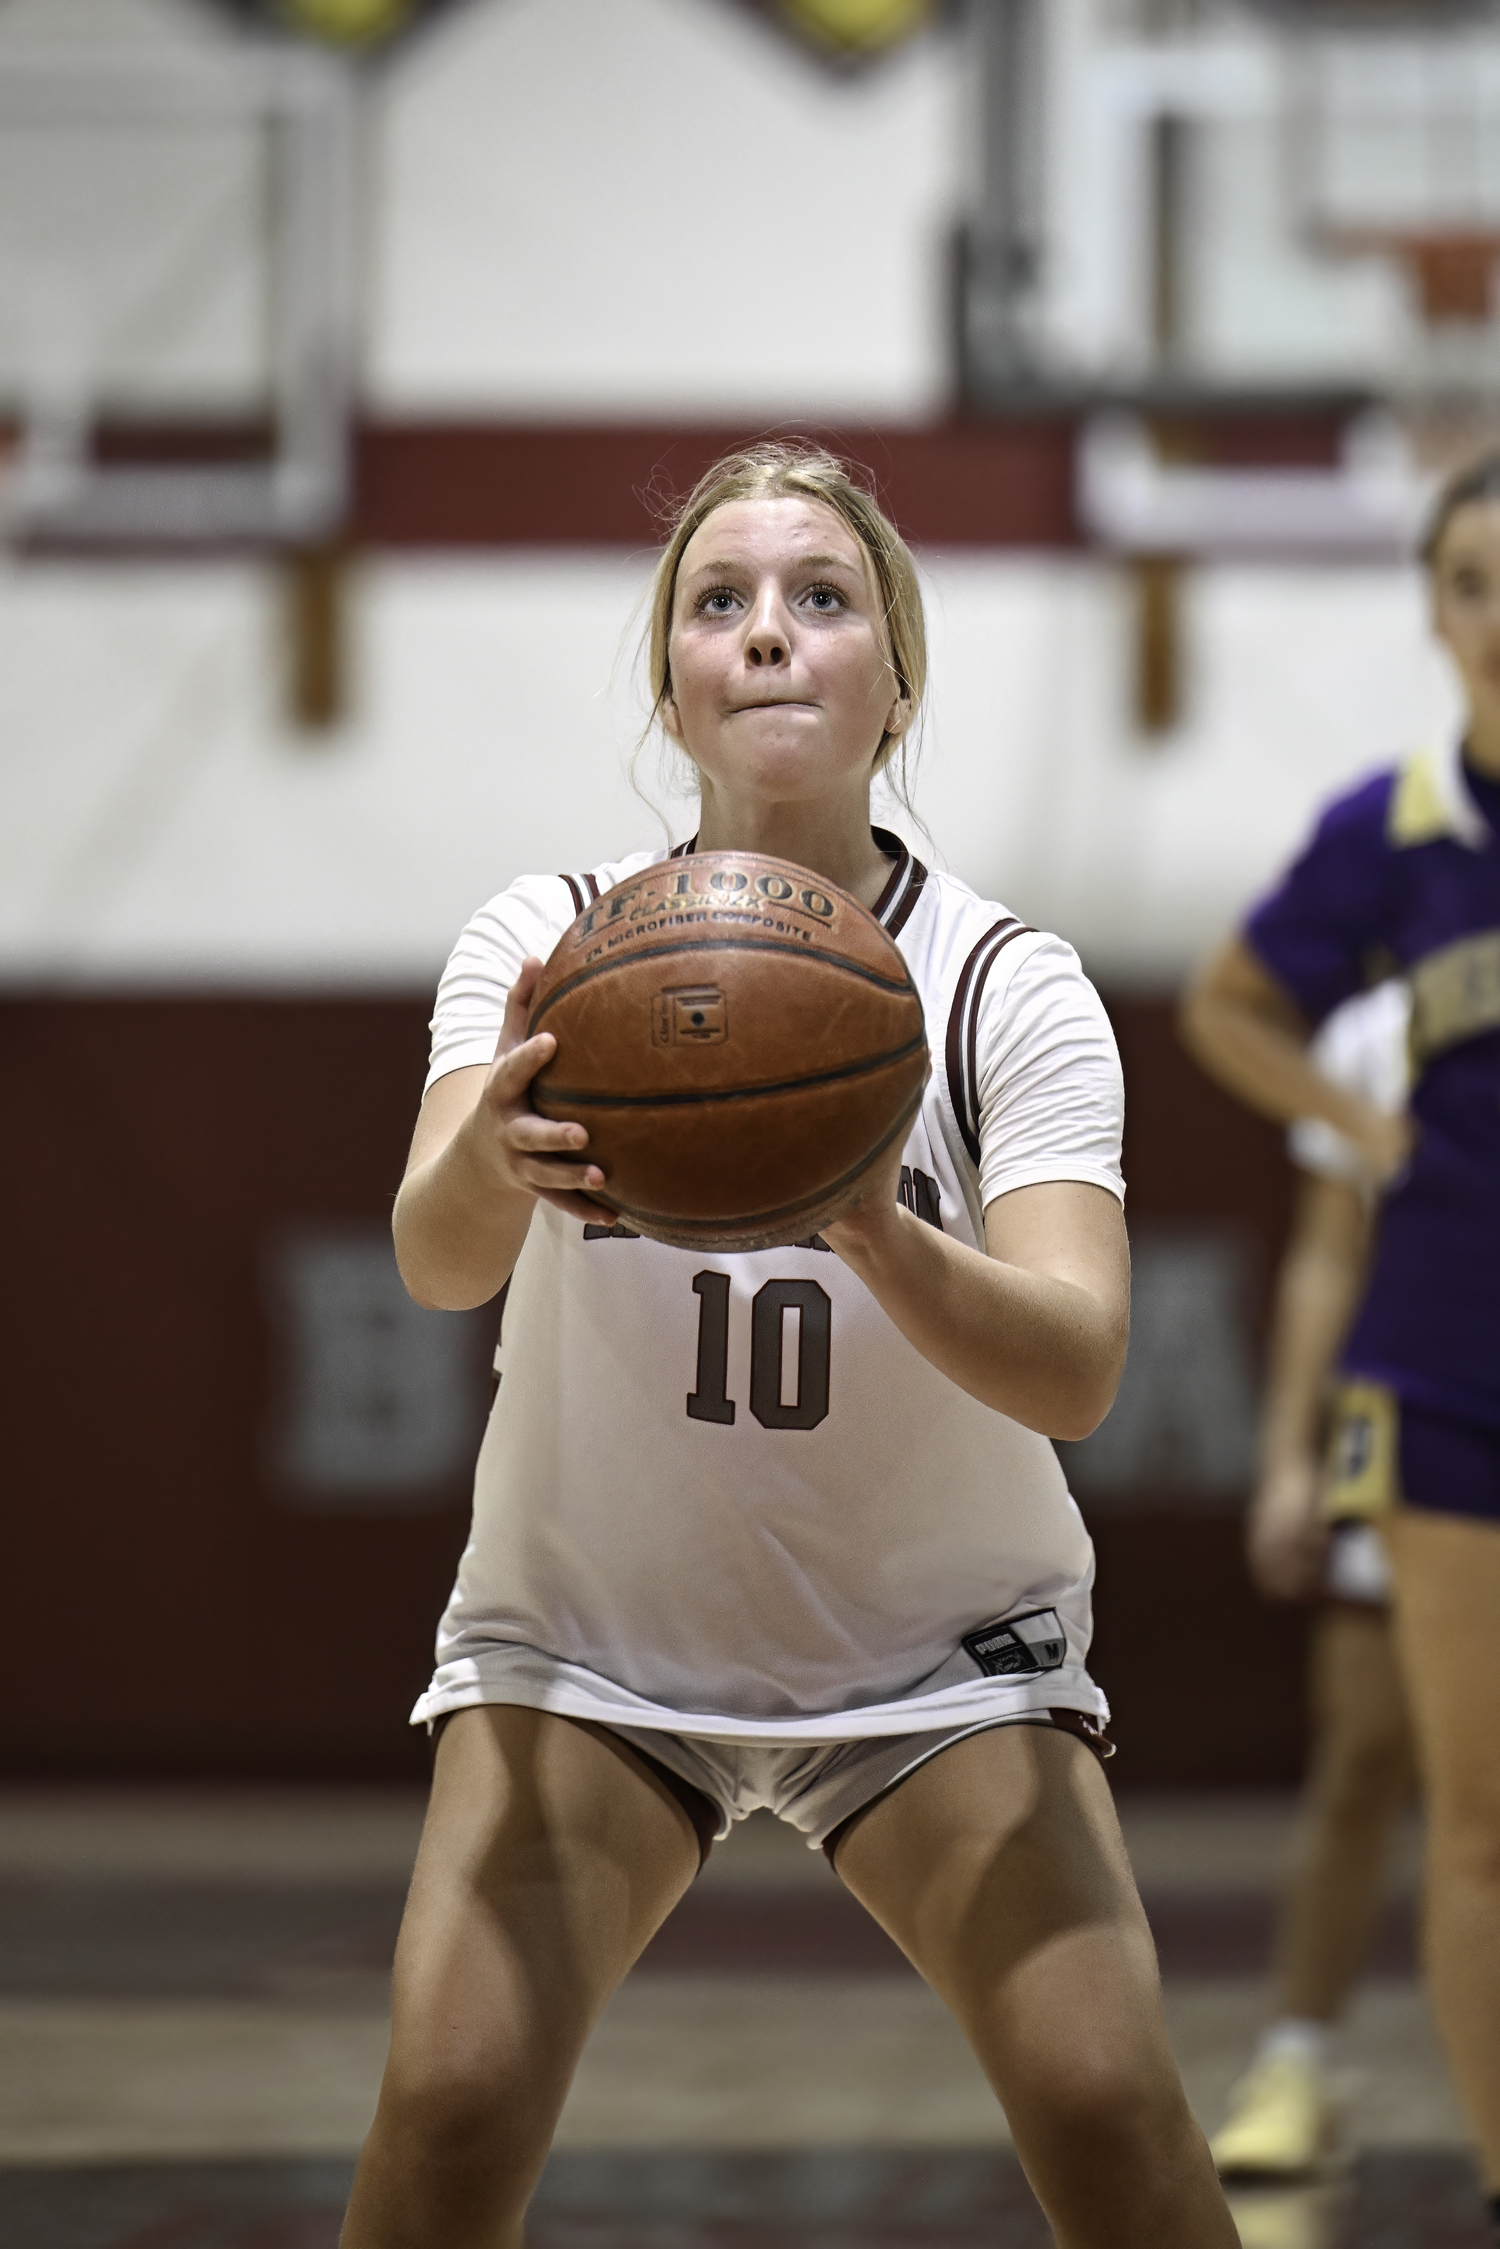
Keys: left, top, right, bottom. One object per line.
{"left": 458, "top": 844, "right": 671, "bottom": 954}
{"left": 909, "top": 862, "right": 1088, "bottom": 999}
{"left": 1305, "top": 764, "right": 1399, "bottom": 853}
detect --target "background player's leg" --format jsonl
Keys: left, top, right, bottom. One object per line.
{"left": 1273, "top": 1602, "right": 1415, "bottom": 2022}
{"left": 1385, "top": 1507, "right": 1500, "bottom": 2190}
{"left": 833, "top": 1725, "right": 1237, "bottom": 2247}
{"left": 340, "top": 1707, "right": 704, "bottom": 2249}
{"left": 1211, "top": 1601, "right": 1416, "bottom": 2175}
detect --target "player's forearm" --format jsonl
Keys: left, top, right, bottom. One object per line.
{"left": 393, "top": 1125, "right": 535, "bottom": 1310}
{"left": 1181, "top": 986, "right": 1371, "bottom": 1140}
{"left": 1258, "top": 1252, "right": 1355, "bottom": 1468}
{"left": 1257, "top": 1181, "right": 1369, "bottom": 1473}
{"left": 830, "top": 1208, "right": 1124, "bottom": 1438}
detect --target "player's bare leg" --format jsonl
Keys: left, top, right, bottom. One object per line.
{"left": 339, "top": 1707, "right": 702, "bottom": 2249}
{"left": 1386, "top": 1508, "right": 1500, "bottom": 2189}
{"left": 833, "top": 1725, "right": 1238, "bottom": 2247}
{"left": 1273, "top": 1602, "right": 1416, "bottom": 2021}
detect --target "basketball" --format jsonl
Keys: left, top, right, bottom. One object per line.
{"left": 528, "top": 852, "right": 928, "bottom": 1251}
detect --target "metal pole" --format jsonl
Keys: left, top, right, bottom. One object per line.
{"left": 960, "top": 0, "right": 1049, "bottom": 402}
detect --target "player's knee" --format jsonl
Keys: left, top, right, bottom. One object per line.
{"left": 1029, "top": 2044, "right": 1188, "bottom": 2159}
{"left": 371, "top": 2055, "right": 550, "bottom": 2201}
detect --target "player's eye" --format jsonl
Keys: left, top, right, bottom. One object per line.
{"left": 1450, "top": 567, "right": 1489, "bottom": 600}
{"left": 696, "top": 586, "right": 738, "bottom": 616}
{"left": 804, "top": 582, "right": 845, "bottom": 612}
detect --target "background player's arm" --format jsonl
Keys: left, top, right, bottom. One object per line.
{"left": 1250, "top": 1171, "right": 1371, "bottom": 1600}
{"left": 1181, "top": 938, "right": 1410, "bottom": 1185}
{"left": 824, "top": 1171, "right": 1129, "bottom": 1441}
{"left": 394, "top": 958, "right": 606, "bottom": 1310}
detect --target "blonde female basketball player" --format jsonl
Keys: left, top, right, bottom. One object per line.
{"left": 340, "top": 445, "right": 1237, "bottom": 2249}
{"left": 1186, "top": 453, "right": 1500, "bottom": 2237}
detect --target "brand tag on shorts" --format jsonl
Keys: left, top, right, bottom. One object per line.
{"left": 962, "top": 1609, "right": 1067, "bottom": 1678}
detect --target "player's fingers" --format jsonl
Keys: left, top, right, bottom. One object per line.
{"left": 485, "top": 1028, "right": 557, "bottom": 1103}
{"left": 535, "top": 1188, "right": 619, "bottom": 1225}
{"left": 506, "top": 1110, "right": 589, "bottom": 1156}
{"left": 510, "top": 1160, "right": 602, "bottom": 1196}
{"left": 490, "top": 960, "right": 547, "bottom": 1062}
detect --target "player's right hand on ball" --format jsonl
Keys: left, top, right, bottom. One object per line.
{"left": 469, "top": 957, "right": 609, "bottom": 1222}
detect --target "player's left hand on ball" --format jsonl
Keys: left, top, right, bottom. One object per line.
{"left": 819, "top": 1131, "right": 909, "bottom": 1257}
{"left": 472, "top": 957, "right": 612, "bottom": 1224}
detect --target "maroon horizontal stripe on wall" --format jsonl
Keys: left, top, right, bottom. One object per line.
{"left": 6, "top": 410, "right": 1357, "bottom": 554}
{"left": 351, "top": 411, "right": 1352, "bottom": 551}
{"left": 351, "top": 418, "right": 1084, "bottom": 550}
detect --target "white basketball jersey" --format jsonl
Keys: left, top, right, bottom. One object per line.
{"left": 413, "top": 833, "right": 1125, "bottom": 1746}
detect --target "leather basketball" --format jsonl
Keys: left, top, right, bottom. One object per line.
{"left": 528, "top": 852, "right": 928, "bottom": 1251}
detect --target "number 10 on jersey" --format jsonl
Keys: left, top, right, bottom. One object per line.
{"left": 686, "top": 1271, "right": 831, "bottom": 1431}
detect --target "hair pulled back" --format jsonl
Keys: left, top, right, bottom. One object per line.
{"left": 641, "top": 441, "right": 927, "bottom": 808}
{"left": 1421, "top": 449, "right": 1500, "bottom": 567}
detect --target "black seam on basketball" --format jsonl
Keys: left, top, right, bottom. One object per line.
{"left": 529, "top": 937, "right": 922, "bottom": 1030}
{"left": 536, "top": 1033, "right": 928, "bottom": 1111}
{"left": 945, "top": 917, "right": 1023, "bottom": 1165}
{"left": 583, "top": 871, "right": 601, "bottom": 903}
{"left": 559, "top": 872, "right": 586, "bottom": 915}
{"left": 598, "top": 1080, "right": 927, "bottom": 1238}
{"left": 884, "top": 857, "right": 929, "bottom": 940}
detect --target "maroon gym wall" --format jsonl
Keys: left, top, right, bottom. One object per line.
{"left": 0, "top": 992, "right": 1303, "bottom": 1785}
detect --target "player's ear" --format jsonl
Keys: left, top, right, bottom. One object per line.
{"left": 660, "top": 685, "right": 684, "bottom": 746}
{"left": 882, "top": 691, "right": 912, "bottom": 742}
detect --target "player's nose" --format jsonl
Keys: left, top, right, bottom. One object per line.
{"left": 743, "top": 585, "right": 790, "bottom": 668}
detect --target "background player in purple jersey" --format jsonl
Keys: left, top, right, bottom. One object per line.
{"left": 1209, "top": 982, "right": 1417, "bottom": 2178}
{"left": 1184, "top": 455, "right": 1500, "bottom": 2234}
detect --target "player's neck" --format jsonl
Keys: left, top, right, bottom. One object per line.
{"left": 693, "top": 791, "right": 897, "bottom": 912}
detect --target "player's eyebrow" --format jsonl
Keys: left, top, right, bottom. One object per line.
{"left": 684, "top": 551, "right": 863, "bottom": 577}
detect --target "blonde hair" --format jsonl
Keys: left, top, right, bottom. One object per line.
{"left": 640, "top": 441, "right": 928, "bottom": 812}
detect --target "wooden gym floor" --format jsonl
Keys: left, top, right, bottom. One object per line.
{"left": 0, "top": 1787, "right": 1479, "bottom": 2247}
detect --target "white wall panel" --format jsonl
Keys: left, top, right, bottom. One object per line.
{"left": 0, "top": 552, "right": 1460, "bottom": 992}
{"left": 369, "top": 0, "right": 958, "bottom": 420}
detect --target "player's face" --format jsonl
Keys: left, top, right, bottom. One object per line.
{"left": 1430, "top": 500, "right": 1500, "bottom": 723}
{"left": 662, "top": 497, "right": 907, "bottom": 810}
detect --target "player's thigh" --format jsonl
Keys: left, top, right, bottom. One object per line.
{"left": 384, "top": 1707, "right": 702, "bottom": 2126}
{"left": 833, "top": 1725, "right": 1173, "bottom": 2129}
{"left": 1385, "top": 1509, "right": 1500, "bottom": 1855}
{"left": 1310, "top": 1601, "right": 1415, "bottom": 1790}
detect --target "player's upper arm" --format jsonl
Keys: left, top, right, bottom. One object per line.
{"left": 403, "top": 1065, "right": 490, "bottom": 1182}
{"left": 971, "top": 932, "right": 1126, "bottom": 1213}
{"left": 983, "top": 1179, "right": 1131, "bottom": 1338}
{"left": 1181, "top": 933, "right": 1309, "bottom": 1054}
{"left": 1224, "top": 774, "right": 1397, "bottom": 1029}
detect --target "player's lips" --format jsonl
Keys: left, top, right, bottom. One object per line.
{"left": 730, "top": 697, "right": 818, "bottom": 712}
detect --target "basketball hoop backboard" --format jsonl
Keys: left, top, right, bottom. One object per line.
{"left": 1292, "top": 28, "right": 1500, "bottom": 402}
{"left": 0, "top": 45, "right": 356, "bottom": 549}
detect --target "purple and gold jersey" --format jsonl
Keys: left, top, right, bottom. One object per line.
{"left": 1246, "top": 738, "right": 1500, "bottom": 1431}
